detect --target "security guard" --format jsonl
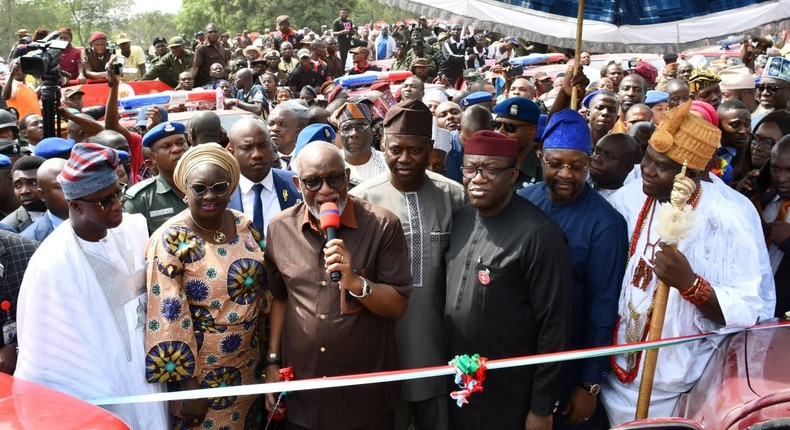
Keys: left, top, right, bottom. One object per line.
{"left": 123, "top": 121, "right": 188, "bottom": 234}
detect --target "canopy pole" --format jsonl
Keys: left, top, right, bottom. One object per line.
{"left": 570, "top": 0, "right": 585, "bottom": 109}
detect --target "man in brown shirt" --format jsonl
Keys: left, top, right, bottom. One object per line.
{"left": 263, "top": 141, "right": 412, "bottom": 430}
{"left": 190, "top": 22, "right": 230, "bottom": 87}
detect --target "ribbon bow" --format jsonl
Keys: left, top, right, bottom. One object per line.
{"left": 449, "top": 354, "right": 488, "bottom": 407}
{"left": 265, "top": 366, "right": 295, "bottom": 428}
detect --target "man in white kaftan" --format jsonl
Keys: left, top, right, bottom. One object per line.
{"left": 14, "top": 143, "right": 167, "bottom": 430}
{"left": 601, "top": 101, "right": 763, "bottom": 425}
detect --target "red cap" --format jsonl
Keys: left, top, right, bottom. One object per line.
{"left": 464, "top": 130, "right": 518, "bottom": 158}
{"left": 318, "top": 202, "right": 340, "bottom": 229}
{"left": 90, "top": 31, "right": 107, "bottom": 44}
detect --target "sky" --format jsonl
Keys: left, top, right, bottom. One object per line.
{"left": 130, "top": 0, "right": 182, "bottom": 15}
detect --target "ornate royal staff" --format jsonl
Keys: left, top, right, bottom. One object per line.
{"left": 635, "top": 162, "right": 698, "bottom": 419}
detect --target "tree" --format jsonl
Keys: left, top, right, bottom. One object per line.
{"left": 121, "top": 11, "right": 179, "bottom": 48}
{"left": 62, "top": 0, "right": 130, "bottom": 47}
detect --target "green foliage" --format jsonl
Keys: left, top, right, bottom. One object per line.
{"left": 120, "top": 11, "right": 180, "bottom": 47}
{"left": 0, "top": 0, "right": 414, "bottom": 62}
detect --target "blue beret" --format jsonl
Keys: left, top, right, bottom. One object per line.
{"left": 534, "top": 114, "right": 548, "bottom": 143}
{"left": 582, "top": 89, "right": 605, "bottom": 109}
{"left": 461, "top": 91, "right": 493, "bottom": 108}
{"left": 542, "top": 109, "right": 592, "bottom": 154}
{"left": 0, "top": 154, "right": 11, "bottom": 168}
{"left": 34, "top": 137, "right": 76, "bottom": 159}
{"left": 492, "top": 97, "right": 540, "bottom": 124}
{"left": 117, "top": 149, "right": 130, "bottom": 162}
{"left": 294, "top": 124, "right": 336, "bottom": 158}
{"left": 644, "top": 90, "right": 669, "bottom": 107}
{"left": 136, "top": 105, "right": 169, "bottom": 128}
{"left": 142, "top": 121, "right": 186, "bottom": 148}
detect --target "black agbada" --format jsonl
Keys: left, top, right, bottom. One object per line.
{"left": 445, "top": 196, "right": 572, "bottom": 429}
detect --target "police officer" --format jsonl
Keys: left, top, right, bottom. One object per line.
{"left": 123, "top": 121, "right": 189, "bottom": 234}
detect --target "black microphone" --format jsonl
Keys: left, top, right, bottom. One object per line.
{"left": 319, "top": 202, "right": 341, "bottom": 282}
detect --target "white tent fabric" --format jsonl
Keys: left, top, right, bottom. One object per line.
{"left": 381, "top": 0, "right": 790, "bottom": 53}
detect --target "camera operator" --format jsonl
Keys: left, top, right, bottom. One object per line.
{"left": 57, "top": 28, "right": 85, "bottom": 84}
{"left": 83, "top": 32, "right": 112, "bottom": 81}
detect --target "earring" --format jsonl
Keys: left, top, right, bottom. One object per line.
{"left": 183, "top": 196, "right": 189, "bottom": 204}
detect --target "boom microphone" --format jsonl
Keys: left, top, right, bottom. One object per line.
{"left": 319, "top": 202, "right": 342, "bottom": 282}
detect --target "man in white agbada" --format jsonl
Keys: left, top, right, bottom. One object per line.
{"left": 602, "top": 101, "right": 763, "bottom": 425}
{"left": 14, "top": 142, "right": 168, "bottom": 429}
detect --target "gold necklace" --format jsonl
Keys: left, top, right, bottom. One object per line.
{"left": 189, "top": 212, "right": 226, "bottom": 243}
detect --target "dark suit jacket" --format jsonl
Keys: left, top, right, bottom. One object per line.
{"left": 0, "top": 230, "right": 38, "bottom": 346}
{"left": 0, "top": 207, "right": 33, "bottom": 233}
{"left": 20, "top": 212, "right": 57, "bottom": 243}
{"left": 228, "top": 169, "right": 302, "bottom": 217}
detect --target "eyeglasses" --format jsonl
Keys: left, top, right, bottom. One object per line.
{"left": 751, "top": 133, "right": 777, "bottom": 149}
{"left": 339, "top": 124, "right": 370, "bottom": 135}
{"left": 493, "top": 120, "right": 530, "bottom": 134}
{"left": 76, "top": 186, "right": 125, "bottom": 211}
{"left": 461, "top": 165, "right": 514, "bottom": 181}
{"left": 542, "top": 157, "right": 589, "bottom": 173}
{"left": 299, "top": 172, "right": 346, "bottom": 192}
{"left": 756, "top": 84, "right": 786, "bottom": 94}
{"left": 189, "top": 181, "right": 231, "bottom": 197}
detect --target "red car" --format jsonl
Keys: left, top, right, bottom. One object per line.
{"left": 0, "top": 373, "right": 130, "bottom": 429}
{"left": 612, "top": 324, "right": 790, "bottom": 430}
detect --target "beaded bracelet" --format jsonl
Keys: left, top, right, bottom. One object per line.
{"left": 681, "top": 277, "right": 701, "bottom": 299}
{"left": 682, "top": 275, "right": 712, "bottom": 305}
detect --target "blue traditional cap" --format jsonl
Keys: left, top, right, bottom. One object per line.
{"left": 0, "top": 154, "right": 11, "bottom": 168}
{"left": 294, "top": 124, "right": 336, "bottom": 158}
{"left": 117, "top": 149, "right": 130, "bottom": 162}
{"left": 492, "top": 97, "right": 540, "bottom": 124}
{"left": 644, "top": 90, "right": 669, "bottom": 107}
{"left": 58, "top": 142, "right": 119, "bottom": 200}
{"left": 542, "top": 108, "right": 592, "bottom": 154}
{"left": 34, "top": 137, "right": 76, "bottom": 159}
{"left": 461, "top": 91, "right": 493, "bottom": 108}
{"left": 582, "top": 89, "right": 604, "bottom": 108}
{"left": 534, "top": 114, "right": 548, "bottom": 143}
{"left": 142, "top": 121, "right": 186, "bottom": 148}
{"left": 763, "top": 56, "right": 790, "bottom": 83}
{"left": 136, "top": 105, "right": 169, "bottom": 128}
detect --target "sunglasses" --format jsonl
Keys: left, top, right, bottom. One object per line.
{"left": 76, "top": 185, "right": 126, "bottom": 211}
{"left": 190, "top": 181, "right": 231, "bottom": 197}
{"left": 300, "top": 172, "right": 346, "bottom": 192}
{"left": 756, "top": 84, "right": 786, "bottom": 94}
{"left": 493, "top": 120, "right": 531, "bottom": 133}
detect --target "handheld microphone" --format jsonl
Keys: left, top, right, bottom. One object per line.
{"left": 319, "top": 202, "right": 342, "bottom": 282}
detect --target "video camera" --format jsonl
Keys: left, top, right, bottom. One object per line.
{"left": 19, "top": 31, "right": 68, "bottom": 78}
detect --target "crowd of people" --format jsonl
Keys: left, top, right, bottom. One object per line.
{"left": 0, "top": 8, "right": 788, "bottom": 430}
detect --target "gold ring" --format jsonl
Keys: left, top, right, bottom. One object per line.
{"left": 341, "top": 255, "right": 345, "bottom": 263}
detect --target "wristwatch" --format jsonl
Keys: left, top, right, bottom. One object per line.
{"left": 579, "top": 382, "right": 601, "bottom": 396}
{"left": 349, "top": 277, "right": 372, "bottom": 298}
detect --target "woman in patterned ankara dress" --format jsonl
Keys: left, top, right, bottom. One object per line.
{"left": 144, "top": 144, "right": 269, "bottom": 430}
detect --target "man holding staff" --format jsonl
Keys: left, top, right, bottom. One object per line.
{"left": 601, "top": 101, "right": 763, "bottom": 424}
